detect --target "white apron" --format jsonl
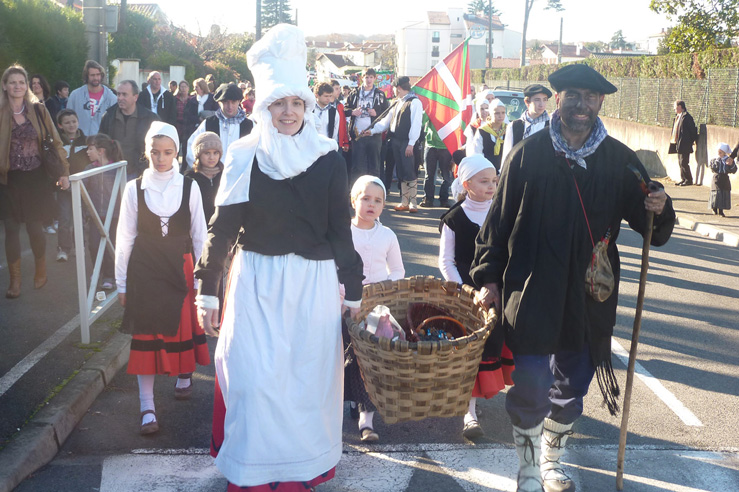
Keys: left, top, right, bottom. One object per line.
{"left": 214, "top": 249, "right": 344, "bottom": 486}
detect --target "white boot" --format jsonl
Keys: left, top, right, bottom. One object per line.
{"left": 541, "top": 418, "right": 576, "bottom": 492}
{"left": 513, "top": 422, "right": 545, "bottom": 492}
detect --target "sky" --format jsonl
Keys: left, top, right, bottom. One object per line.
{"left": 155, "top": 0, "right": 670, "bottom": 46}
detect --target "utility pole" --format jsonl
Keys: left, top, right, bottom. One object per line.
{"left": 83, "top": 0, "right": 117, "bottom": 81}
{"left": 488, "top": 0, "right": 493, "bottom": 69}
{"left": 256, "top": 0, "right": 262, "bottom": 40}
{"left": 557, "top": 17, "right": 563, "bottom": 65}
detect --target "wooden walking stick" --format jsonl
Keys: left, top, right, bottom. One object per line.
{"left": 616, "top": 178, "right": 659, "bottom": 490}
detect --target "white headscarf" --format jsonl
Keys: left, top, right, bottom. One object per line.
{"left": 450, "top": 154, "right": 496, "bottom": 199}
{"left": 141, "top": 121, "right": 181, "bottom": 191}
{"left": 475, "top": 96, "right": 489, "bottom": 117}
{"left": 718, "top": 142, "right": 731, "bottom": 155}
{"left": 215, "top": 24, "right": 338, "bottom": 206}
{"left": 351, "top": 175, "right": 386, "bottom": 201}
{"left": 488, "top": 98, "right": 510, "bottom": 125}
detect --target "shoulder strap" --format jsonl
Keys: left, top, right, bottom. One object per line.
{"left": 327, "top": 106, "right": 336, "bottom": 138}
{"left": 33, "top": 104, "right": 50, "bottom": 139}
{"left": 512, "top": 119, "right": 524, "bottom": 145}
{"left": 205, "top": 117, "right": 219, "bottom": 135}
{"left": 239, "top": 118, "right": 253, "bottom": 137}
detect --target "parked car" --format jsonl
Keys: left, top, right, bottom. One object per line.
{"left": 492, "top": 87, "right": 527, "bottom": 121}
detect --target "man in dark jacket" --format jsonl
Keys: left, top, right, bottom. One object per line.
{"left": 343, "top": 68, "right": 389, "bottom": 179}
{"left": 99, "top": 80, "right": 159, "bottom": 180}
{"left": 136, "top": 71, "right": 177, "bottom": 126}
{"left": 471, "top": 64, "right": 675, "bottom": 492}
{"left": 668, "top": 100, "right": 698, "bottom": 186}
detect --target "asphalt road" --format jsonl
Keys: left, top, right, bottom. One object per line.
{"left": 10, "top": 183, "right": 739, "bottom": 491}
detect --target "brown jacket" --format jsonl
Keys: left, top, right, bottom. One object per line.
{"left": 0, "top": 102, "right": 70, "bottom": 185}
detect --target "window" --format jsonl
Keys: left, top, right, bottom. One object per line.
{"left": 432, "top": 31, "right": 440, "bottom": 43}
{"left": 431, "top": 46, "right": 440, "bottom": 57}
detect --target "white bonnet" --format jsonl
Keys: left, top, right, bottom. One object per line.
{"left": 247, "top": 24, "right": 316, "bottom": 118}
{"left": 351, "top": 175, "right": 386, "bottom": 200}
{"left": 145, "top": 121, "right": 180, "bottom": 153}
{"left": 718, "top": 142, "right": 731, "bottom": 154}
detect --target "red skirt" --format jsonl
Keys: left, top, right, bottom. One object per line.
{"left": 471, "top": 343, "right": 515, "bottom": 399}
{"left": 212, "top": 375, "right": 336, "bottom": 491}
{"left": 127, "top": 254, "right": 210, "bottom": 375}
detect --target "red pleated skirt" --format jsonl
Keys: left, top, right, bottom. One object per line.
{"left": 127, "top": 254, "right": 210, "bottom": 375}
{"left": 471, "top": 343, "right": 515, "bottom": 399}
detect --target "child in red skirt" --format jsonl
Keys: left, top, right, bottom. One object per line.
{"left": 115, "top": 121, "right": 209, "bottom": 435}
{"left": 439, "top": 154, "right": 514, "bottom": 440}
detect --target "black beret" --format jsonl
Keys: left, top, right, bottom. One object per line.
{"left": 548, "top": 64, "right": 617, "bottom": 95}
{"left": 394, "top": 76, "right": 410, "bottom": 87}
{"left": 214, "top": 83, "right": 243, "bottom": 102}
{"left": 523, "top": 83, "right": 552, "bottom": 98}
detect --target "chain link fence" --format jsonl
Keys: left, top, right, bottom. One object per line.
{"left": 485, "top": 68, "right": 739, "bottom": 128}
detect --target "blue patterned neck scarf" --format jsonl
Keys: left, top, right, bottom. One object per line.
{"left": 522, "top": 110, "right": 549, "bottom": 138}
{"left": 549, "top": 109, "right": 608, "bottom": 169}
{"left": 216, "top": 107, "right": 247, "bottom": 126}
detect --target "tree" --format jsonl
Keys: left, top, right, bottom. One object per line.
{"left": 380, "top": 44, "right": 398, "bottom": 72}
{"left": 261, "top": 0, "right": 293, "bottom": 31}
{"left": 520, "top": 0, "right": 563, "bottom": 67}
{"left": 467, "top": 0, "right": 500, "bottom": 17}
{"left": 650, "top": 0, "right": 739, "bottom": 53}
{"left": 0, "top": 0, "right": 89, "bottom": 89}
{"left": 527, "top": 39, "right": 545, "bottom": 61}
{"left": 584, "top": 41, "right": 609, "bottom": 53}
{"left": 610, "top": 30, "right": 627, "bottom": 50}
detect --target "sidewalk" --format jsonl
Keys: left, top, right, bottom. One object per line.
{"left": 656, "top": 177, "right": 739, "bottom": 247}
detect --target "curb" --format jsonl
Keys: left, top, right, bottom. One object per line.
{"left": 675, "top": 214, "right": 739, "bottom": 248}
{"left": 0, "top": 332, "right": 130, "bottom": 492}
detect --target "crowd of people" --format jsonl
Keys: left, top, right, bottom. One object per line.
{"left": 1, "top": 21, "right": 687, "bottom": 492}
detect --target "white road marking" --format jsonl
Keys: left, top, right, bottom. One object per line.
{"left": 0, "top": 315, "right": 79, "bottom": 397}
{"left": 611, "top": 338, "right": 704, "bottom": 427}
{"left": 100, "top": 448, "right": 739, "bottom": 492}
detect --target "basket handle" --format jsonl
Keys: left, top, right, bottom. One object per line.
{"left": 415, "top": 315, "right": 466, "bottom": 335}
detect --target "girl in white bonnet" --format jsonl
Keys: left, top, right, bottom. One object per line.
{"left": 115, "top": 121, "right": 209, "bottom": 435}
{"left": 195, "top": 25, "right": 363, "bottom": 491}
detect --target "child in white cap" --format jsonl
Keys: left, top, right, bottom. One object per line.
{"left": 708, "top": 142, "right": 737, "bottom": 217}
{"left": 115, "top": 121, "right": 209, "bottom": 435}
{"left": 439, "top": 154, "right": 513, "bottom": 441}
{"left": 343, "top": 175, "right": 405, "bottom": 442}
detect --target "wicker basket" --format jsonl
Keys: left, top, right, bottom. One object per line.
{"left": 347, "top": 276, "right": 497, "bottom": 424}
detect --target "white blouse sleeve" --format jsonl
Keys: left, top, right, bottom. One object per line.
{"left": 115, "top": 182, "right": 139, "bottom": 293}
{"left": 439, "top": 224, "right": 463, "bottom": 284}
{"left": 500, "top": 123, "right": 515, "bottom": 166}
{"left": 189, "top": 181, "right": 208, "bottom": 266}
{"left": 467, "top": 130, "right": 483, "bottom": 156}
{"left": 385, "top": 230, "right": 405, "bottom": 281}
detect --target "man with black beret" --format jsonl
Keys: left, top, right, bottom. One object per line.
{"left": 501, "top": 83, "right": 553, "bottom": 163}
{"left": 186, "top": 83, "right": 254, "bottom": 168}
{"left": 471, "top": 64, "right": 676, "bottom": 492}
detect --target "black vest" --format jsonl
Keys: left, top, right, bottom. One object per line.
{"left": 392, "top": 96, "right": 417, "bottom": 141}
{"left": 439, "top": 200, "right": 480, "bottom": 286}
{"left": 204, "top": 115, "right": 254, "bottom": 138}
{"left": 510, "top": 118, "right": 549, "bottom": 148}
{"left": 479, "top": 131, "right": 501, "bottom": 171}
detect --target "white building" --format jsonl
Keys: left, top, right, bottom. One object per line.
{"left": 397, "top": 9, "right": 522, "bottom": 77}
{"left": 541, "top": 44, "right": 592, "bottom": 65}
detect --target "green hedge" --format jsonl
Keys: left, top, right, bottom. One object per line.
{"left": 475, "top": 47, "right": 739, "bottom": 82}
{"left": 0, "top": 0, "right": 88, "bottom": 90}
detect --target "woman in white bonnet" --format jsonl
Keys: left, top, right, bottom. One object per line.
{"left": 194, "top": 24, "right": 363, "bottom": 491}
